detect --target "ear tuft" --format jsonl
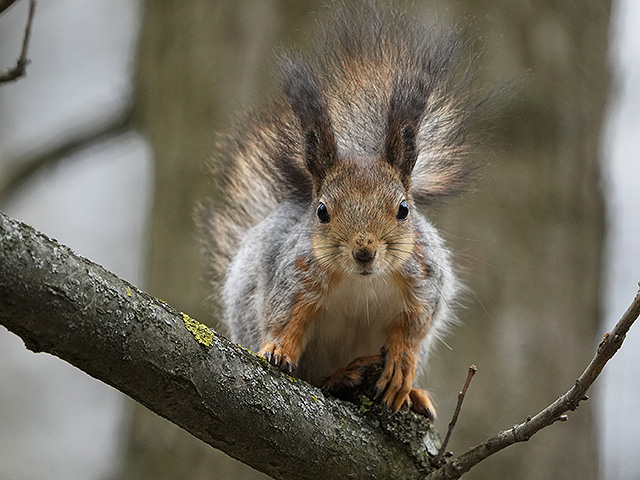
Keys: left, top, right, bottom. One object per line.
{"left": 280, "top": 54, "right": 336, "bottom": 186}
{"left": 384, "top": 74, "right": 431, "bottom": 180}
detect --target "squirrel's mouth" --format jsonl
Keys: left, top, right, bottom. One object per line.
{"left": 352, "top": 247, "right": 376, "bottom": 276}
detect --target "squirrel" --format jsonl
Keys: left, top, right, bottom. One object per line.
{"left": 202, "top": 1, "right": 481, "bottom": 421}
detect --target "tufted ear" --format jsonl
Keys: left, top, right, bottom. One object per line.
{"left": 280, "top": 55, "right": 337, "bottom": 189}
{"left": 384, "top": 74, "right": 431, "bottom": 182}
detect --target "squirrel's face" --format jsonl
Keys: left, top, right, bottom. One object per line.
{"left": 311, "top": 158, "right": 416, "bottom": 277}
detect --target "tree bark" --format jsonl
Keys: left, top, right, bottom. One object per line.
{"left": 0, "top": 211, "right": 440, "bottom": 480}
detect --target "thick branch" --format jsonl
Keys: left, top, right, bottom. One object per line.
{"left": 427, "top": 285, "right": 640, "bottom": 480}
{"left": 0, "top": 211, "right": 439, "bottom": 480}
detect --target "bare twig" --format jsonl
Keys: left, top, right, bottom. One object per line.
{"left": 0, "top": 0, "right": 21, "bottom": 15}
{"left": 0, "top": 0, "right": 36, "bottom": 84}
{"left": 435, "top": 365, "right": 477, "bottom": 465}
{"left": 427, "top": 285, "right": 640, "bottom": 480}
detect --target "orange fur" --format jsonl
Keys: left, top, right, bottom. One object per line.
{"left": 409, "top": 388, "right": 436, "bottom": 421}
{"left": 259, "top": 257, "right": 343, "bottom": 373}
{"left": 259, "top": 293, "right": 319, "bottom": 373}
{"left": 373, "top": 276, "right": 432, "bottom": 413}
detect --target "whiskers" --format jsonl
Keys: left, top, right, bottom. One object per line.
{"left": 380, "top": 224, "right": 415, "bottom": 265}
{"left": 313, "top": 248, "right": 342, "bottom": 272}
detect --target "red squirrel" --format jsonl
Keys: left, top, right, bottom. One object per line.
{"left": 203, "top": 2, "right": 480, "bottom": 420}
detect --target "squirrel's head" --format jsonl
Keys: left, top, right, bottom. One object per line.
{"left": 281, "top": 56, "right": 426, "bottom": 277}
{"left": 311, "top": 158, "right": 416, "bottom": 277}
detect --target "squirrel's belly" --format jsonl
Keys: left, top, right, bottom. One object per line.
{"left": 297, "top": 275, "right": 404, "bottom": 385}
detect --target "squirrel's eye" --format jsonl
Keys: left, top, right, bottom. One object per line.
{"left": 317, "top": 202, "right": 331, "bottom": 223}
{"left": 396, "top": 200, "right": 409, "bottom": 221}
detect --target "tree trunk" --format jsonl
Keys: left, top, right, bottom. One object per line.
{"left": 426, "top": 1, "right": 610, "bottom": 479}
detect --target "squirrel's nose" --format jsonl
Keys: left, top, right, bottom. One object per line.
{"left": 353, "top": 247, "right": 376, "bottom": 264}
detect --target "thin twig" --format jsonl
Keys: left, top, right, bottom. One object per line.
{"left": 0, "top": 0, "right": 36, "bottom": 84}
{"left": 427, "top": 284, "right": 640, "bottom": 480}
{"left": 0, "top": 0, "right": 21, "bottom": 16}
{"left": 435, "top": 365, "right": 477, "bottom": 465}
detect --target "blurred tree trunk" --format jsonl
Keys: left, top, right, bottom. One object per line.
{"left": 426, "top": 1, "right": 610, "bottom": 480}
{"left": 122, "top": 1, "right": 316, "bottom": 479}
{"left": 123, "top": 0, "right": 609, "bottom": 479}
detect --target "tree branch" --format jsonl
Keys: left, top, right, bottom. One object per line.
{"left": 0, "top": 107, "right": 134, "bottom": 199}
{"left": 0, "top": 0, "right": 20, "bottom": 15}
{"left": 1, "top": 207, "right": 638, "bottom": 479}
{"left": 435, "top": 365, "right": 477, "bottom": 465}
{"left": 426, "top": 284, "right": 640, "bottom": 480}
{"left": 0, "top": 211, "right": 439, "bottom": 480}
{"left": 0, "top": 0, "right": 36, "bottom": 84}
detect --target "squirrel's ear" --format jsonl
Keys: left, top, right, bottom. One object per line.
{"left": 384, "top": 75, "right": 430, "bottom": 180}
{"left": 279, "top": 54, "right": 336, "bottom": 186}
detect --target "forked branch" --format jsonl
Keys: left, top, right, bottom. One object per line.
{"left": 427, "top": 285, "right": 640, "bottom": 480}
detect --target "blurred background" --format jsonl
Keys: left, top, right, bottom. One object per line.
{"left": 0, "top": 0, "right": 638, "bottom": 479}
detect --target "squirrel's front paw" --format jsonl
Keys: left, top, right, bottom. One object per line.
{"left": 258, "top": 341, "right": 298, "bottom": 374}
{"left": 374, "top": 348, "right": 418, "bottom": 413}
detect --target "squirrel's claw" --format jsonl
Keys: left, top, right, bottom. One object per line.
{"left": 375, "top": 348, "right": 418, "bottom": 414}
{"left": 280, "top": 356, "right": 296, "bottom": 374}
{"left": 322, "top": 350, "right": 435, "bottom": 420}
{"left": 408, "top": 388, "right": 436, "bottom": 421}
{"left": 323, "top": 352, "right": 436, "bottom": 420}
{"left": 259, "top": 341, "right": 298, "bottom": 374}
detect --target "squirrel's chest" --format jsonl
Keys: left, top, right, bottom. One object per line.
{"left": 299, "top": 275, "right": 404, "bottom": 384}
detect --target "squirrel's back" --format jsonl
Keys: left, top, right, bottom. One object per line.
{"left": 202, "top": 2, "right": 479, "bottom": 282}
